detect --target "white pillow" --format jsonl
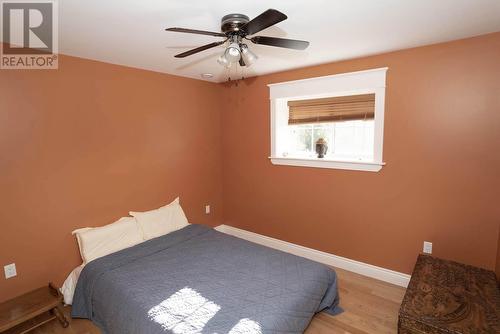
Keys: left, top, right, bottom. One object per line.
{"left": 72, "top": 217, "right": 143, "bottom": 264}
{"left": 130, "top": 197, "right": 189, "bottom": 241}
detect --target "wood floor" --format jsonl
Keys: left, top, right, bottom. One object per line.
{"left": 31, "top": 267, "right": 406, "bottom": 334}
{"left": 305, "top": 268, "right": 406, "bottom": 333}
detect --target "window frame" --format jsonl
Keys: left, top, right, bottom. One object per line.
{"left": 268, "top": 68, "right": 388, "bottom": 172}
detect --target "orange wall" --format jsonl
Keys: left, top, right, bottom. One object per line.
{"left": 220, "top": 32, "right": 500, "bottom": 275}
{"left": 0, "top": 55, "right": 223, "bottom": 301}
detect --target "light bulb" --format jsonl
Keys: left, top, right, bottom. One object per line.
{"left": 217, "top": 54, "right": 230, "bottom": 67}
{"left": 225, "top": 42, "right": 240, "bottom": 63}
{"left": 240, "top": 44, "right": 257, "bottom": 66}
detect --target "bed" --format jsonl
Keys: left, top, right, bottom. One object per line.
{"left": 71, "top": 224, "right": 340, "bottom": 334}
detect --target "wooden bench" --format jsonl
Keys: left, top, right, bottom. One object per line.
{"left": 399, "top": 254, "right": 500, "bottom": 333}
{"left": 0, "top": 283, "right": 68, "bottom": 333}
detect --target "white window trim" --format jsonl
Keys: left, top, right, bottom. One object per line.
{"left": 268, "top": 67, "right": 388, "bottom": 172}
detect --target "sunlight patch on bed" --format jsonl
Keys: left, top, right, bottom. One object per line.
{"left": 228, "top": 318, "right": 263, "bottom": 334}
{"left": 148, "top": 287, "right": 220, "bottom": 333}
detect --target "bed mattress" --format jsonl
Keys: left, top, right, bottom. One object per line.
{"left": 72, "top": 224, "right": 340, "bottom": 333}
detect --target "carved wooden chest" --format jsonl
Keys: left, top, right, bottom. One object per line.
{"left": 398, "top": 254, "right": 500, "bottom": 333}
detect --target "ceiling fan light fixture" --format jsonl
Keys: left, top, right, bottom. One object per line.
{"left": 225, "top": 42, "right": 241, "bottom": 63}
{"left": 166, "top": 9, "right": 309, "bottom": 69}
{"left": 240, "top": 44, "right": 258, "bottom": 66}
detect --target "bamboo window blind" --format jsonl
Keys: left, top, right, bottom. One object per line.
{"left": 287, "top": 93, "right": 375, "bottom": 125}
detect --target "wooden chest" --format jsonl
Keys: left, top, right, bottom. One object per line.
{"left": 398, "top": 254, "right": 500, "bottom": 333}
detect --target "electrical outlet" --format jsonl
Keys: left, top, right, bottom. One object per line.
{"left": 423, "top": 241, "right": 433, "bottom": 254}
{"left": 205, "top": 205, "right": 210, "bottom": 214}
{"left": 4, "top": 263, "right": 17, "bottom": 279}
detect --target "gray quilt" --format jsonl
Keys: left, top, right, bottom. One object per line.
{"left": 72, "top": 224, "right": 340, "bottom": 334}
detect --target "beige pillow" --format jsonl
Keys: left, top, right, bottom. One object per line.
{"left": 72, "top": 217, "right": 143, "bottom": 264}
{"left": 130, "top": 197, "right": 189, "bottom": 241}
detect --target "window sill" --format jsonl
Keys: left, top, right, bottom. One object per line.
{"left": 269, "top": 156, "right": 385, "bottom": 172}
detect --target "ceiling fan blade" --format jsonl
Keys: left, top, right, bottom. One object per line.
{"left": 241, "top": 9, "right": 287, "bottom": 36}
{"left": 174, "top": 41, "right": 226, "bottom": 58}
{"left": 250, "top": 36, "right": 309, "bottom": 50}
{"left": 166, "top": 27, "right": 226, "bottom": 38}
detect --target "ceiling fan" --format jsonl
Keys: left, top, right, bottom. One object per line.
{"left": 165, "top": 9, "right": 309, "bottom": 68}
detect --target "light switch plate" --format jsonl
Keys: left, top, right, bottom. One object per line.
{"left": 4, "top": 263, "right": 17, "bottom": 279}
{"left": 423, "top": 241, "right": 433, "bottom": 254}
{"left": 205, "top": 205, "right": 210, "bottom": 214}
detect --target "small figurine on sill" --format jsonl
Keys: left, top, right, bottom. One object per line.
{"left": 315, "top": 138, "right": 328, "bottom": 158}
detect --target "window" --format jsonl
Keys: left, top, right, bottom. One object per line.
{"left": 269, "top": 68, "right": 387, "bottom": 172}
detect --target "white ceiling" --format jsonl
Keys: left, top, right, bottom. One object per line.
{"left": 57, "top": 0, "right": 500, "bottom": 82}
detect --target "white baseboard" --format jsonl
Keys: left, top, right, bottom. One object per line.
{"left": 215, "top": 224, "right": 411, "bottom": 288}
